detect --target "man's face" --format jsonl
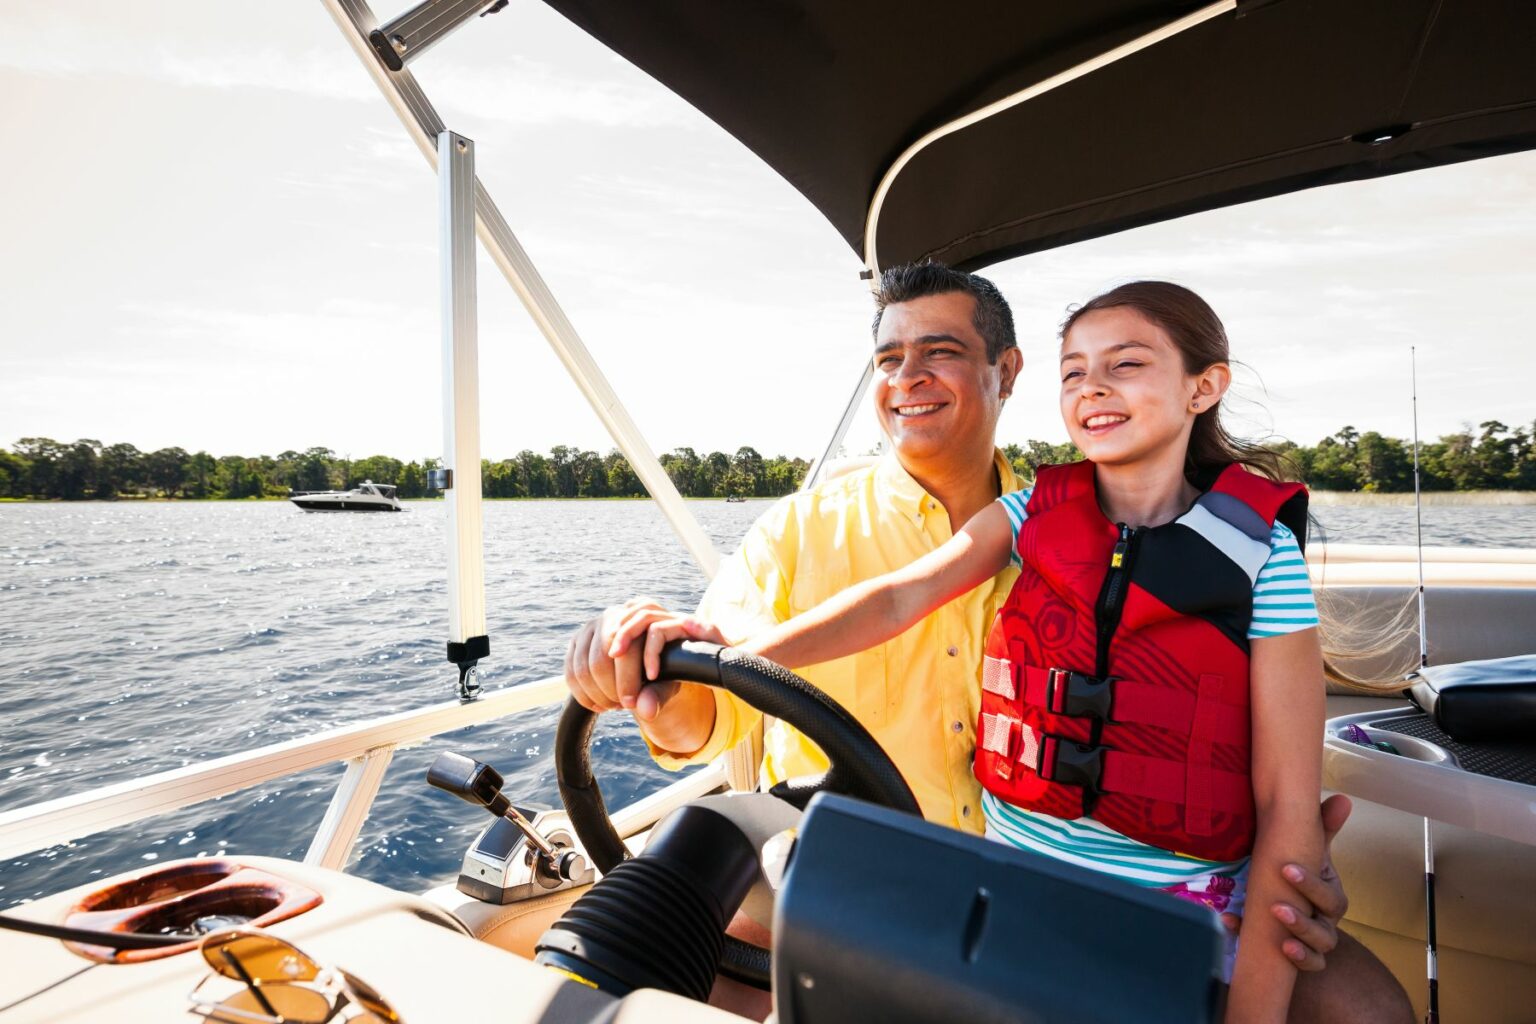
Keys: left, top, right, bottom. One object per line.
{"left": 872, "top": 291, "right": 1016, "bottom": 466}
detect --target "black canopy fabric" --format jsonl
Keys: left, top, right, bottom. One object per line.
{"left": 541, "top": 0, "right": 1536, "bottom": 271}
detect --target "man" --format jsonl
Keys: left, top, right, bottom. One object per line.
{"left": 566, "top": 263, "right": 1410, "bottom": 1021}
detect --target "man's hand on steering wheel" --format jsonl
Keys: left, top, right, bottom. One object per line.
{"left": 1220, "top": 793, "right": 1352, "bottom": 972}
{"left": 562, "top": 599, "right": 722, "bottom": 755}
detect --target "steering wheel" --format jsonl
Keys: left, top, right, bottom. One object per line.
{"left": 554, "top": 639, "right": 919, "bottom": 990}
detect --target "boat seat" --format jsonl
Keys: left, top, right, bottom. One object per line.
{"left": 425, "top": 882, "right": 589, "bottom": 959}
{"left": 1319, "top": 721, "right": 1536, "bottom": 1021}
{"left": 1318, "top": 582, "right": 1536, "bottom": 1022}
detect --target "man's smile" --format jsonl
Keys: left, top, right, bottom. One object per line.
{"left": 892, "top": 402, "right": 947, "bottom": 418}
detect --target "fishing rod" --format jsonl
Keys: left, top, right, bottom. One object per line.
{"left": 1411, "top": 346, "right": 1438, "bottom": 1024}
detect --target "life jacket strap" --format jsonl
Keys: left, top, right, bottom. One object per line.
{"left": 1026, "top": 723, "right": 1250, "bottom": 819}
{"left": 1021, "top": 666, "right": 1114, "bottom": 720}
{"left": 1018, "top": 664, "right": 1248, "bottom": 743}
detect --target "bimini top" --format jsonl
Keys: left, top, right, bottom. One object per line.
{"left": 542, "top": 0, "right": 1536, "bottom": 272}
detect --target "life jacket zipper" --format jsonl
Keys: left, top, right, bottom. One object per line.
{"left": 1077, "top": 522, "right": 1140, "bottom": 813}
{"left": 1094, "top": 523, "right": 1142, "bottom": 680}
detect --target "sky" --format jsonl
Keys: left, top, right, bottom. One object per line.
{"left": 2, "top": 2, "right": 1533, "bottom": 465}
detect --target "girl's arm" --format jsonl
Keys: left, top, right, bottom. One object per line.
{"left": 623, "top": 500, "right": 1017, "bottom": 681}
{"left": 1225, "top": 627, "right": 1327, "bottom": 1024}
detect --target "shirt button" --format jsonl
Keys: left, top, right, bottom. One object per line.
{"left": 946, "top": 646, "right": 958, "bottom": 657}
{"left": 951, "top": 720, "right": 963, "bottom": 733}
{"left": 961, "top": 805, "right": 971, "bottom": 818}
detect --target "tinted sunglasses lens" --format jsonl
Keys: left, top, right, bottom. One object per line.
{"left": 202, "top": 934, "right": 321, "bottom": 983}
{"left": 338, "top": 970, "right": 402, "bottom": 1022}
{"left": 219, "top": 982, "right": 333, "bottom": 1024}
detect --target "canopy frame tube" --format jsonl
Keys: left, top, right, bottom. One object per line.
{"left": 861, "top": 0, "right": 1236, "bottom": 276}
{"left": 369, "top": 0, "right": 504, "bottom": 71}
{"left": 320, "top": 0, "right": 719, "bottom": 579}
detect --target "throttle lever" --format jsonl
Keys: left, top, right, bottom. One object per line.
{"left": 428, "top": 751, "right": 562, "bottom": 865}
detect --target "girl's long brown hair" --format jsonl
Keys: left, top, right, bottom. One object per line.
{"left": 1062, "top": 281, "right": 1416, "bottom": 692}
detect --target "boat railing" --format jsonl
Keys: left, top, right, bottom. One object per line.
{"left": 0, "top": 675, "right": 727, "bottom": 872}
{"left": 3, "top": 549, "right": 1532, "bottom": 874}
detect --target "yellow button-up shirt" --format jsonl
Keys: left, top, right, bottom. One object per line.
{"left": 651, "top": 451, "right": 1021, "bottom": 834}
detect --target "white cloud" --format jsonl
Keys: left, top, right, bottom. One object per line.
{"left": 0, "top": 11, "right": 694, "bottom": 130}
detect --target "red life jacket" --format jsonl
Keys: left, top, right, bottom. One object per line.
{"left": 975, "top": 461, "right": 1308, "bottom": 862}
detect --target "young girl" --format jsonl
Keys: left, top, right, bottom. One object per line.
{"left": 625, "top": 281, "right": 1324, "bottom": 1023}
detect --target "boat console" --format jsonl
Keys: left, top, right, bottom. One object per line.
{"left": 0, "top": 854, "right": 735, "bottom": 1024}
{"left": 0, "top": 796, "right": 1230, "bottom": 1024}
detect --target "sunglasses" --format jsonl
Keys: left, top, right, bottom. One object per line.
{"left": 186, "top": 928, "right": 402, "bottom": 1024}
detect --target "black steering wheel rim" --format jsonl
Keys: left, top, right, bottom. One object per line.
{"left": 554, "top": 639, "right": 920, "bottom": 988}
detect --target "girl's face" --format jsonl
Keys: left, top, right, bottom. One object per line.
{"left": 1058, "top": 307, "right": 1228, "bottom": 469}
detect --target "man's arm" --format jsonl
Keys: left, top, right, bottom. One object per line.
{"left": 563, "top": 497, "right": 799, "bottom": 763}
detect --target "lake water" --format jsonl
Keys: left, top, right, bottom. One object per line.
{"left": 3, "top": 498, "right": 1533, "bottom": 906}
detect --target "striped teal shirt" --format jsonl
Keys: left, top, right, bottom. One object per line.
{"left": 987, "top": 488, "right": 1317, "bottom": 885}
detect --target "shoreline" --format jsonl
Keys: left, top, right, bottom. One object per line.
{"left": 1308, "top": 491, "right": 1536, "bottom": 507}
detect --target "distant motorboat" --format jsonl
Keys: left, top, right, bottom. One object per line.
{"left": 289, "top": 480, "right": 402, "bottom": 512}
{"left": 725, "top": 495, "right": 747, "bottom": 503}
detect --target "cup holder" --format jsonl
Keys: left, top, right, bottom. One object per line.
{"left": 62, "top": 858, "right": 322, "bottom": 964}
{"left": 72, "top": 860, "right": 241, "bottom": 913}
{"left": 127, "top": 885, "right": 287, "bottom": 937}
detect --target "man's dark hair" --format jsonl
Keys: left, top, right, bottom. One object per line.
{"left": 871, "top": 261, "right": 1016, "bottom": 363}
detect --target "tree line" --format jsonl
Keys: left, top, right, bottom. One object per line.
{"left": 0, "top": 440, "right": 809, "bottom": 501}
{"left": 2, "top": 420, "right": 1533, "bottom": 501}
{"left": 998, "top": 420, "right": 1536, "bottom": 493}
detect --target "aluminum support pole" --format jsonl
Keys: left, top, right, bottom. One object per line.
{"left": 803, "top": 360, "right": 874, "bottom": 489}
{"left": 369, "top": 0, "right": 504, "bottom": 72}
{"left": 321, "top": 0, "right": 719, "bottom": 579}
{"left": 440, "top": 130, "right": 489, "bottom": 699}
{"left": 304, "top": 745, "right": 395, "bottom": 870}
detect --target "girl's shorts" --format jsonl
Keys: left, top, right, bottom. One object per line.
{"left": 1159, "top": 871, "right": 1246, "bottom": 983}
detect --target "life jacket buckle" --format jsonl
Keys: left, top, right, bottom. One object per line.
{"left": 1035, "top": 732, "right": 1106, "bottom": 793}
{"left": 1045, "top": 668, "right": 1115, "bottom": 721}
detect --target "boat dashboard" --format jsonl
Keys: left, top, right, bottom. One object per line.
{"left": 0, "top": 854, "right": 738, "bottom": 1024}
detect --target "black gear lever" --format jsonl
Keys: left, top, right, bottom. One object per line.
{"left": 428, "top": 751, "right": 585, "bottom": 879}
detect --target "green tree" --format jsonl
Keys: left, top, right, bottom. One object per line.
{"left": 145, "top": 447, "right": 190, "bottom": 497}
{"left": 183, "top": 451, "right": 216, "bottom": 499}
{"left": 571, "top": 449, "right": 608, "bottom": 497}
{"left": 397, "top": 461, "right": 426, "bottom": 498}
{"left": 661, "top": 447, "right": 702, "bottom": 496}
{"left": 1304, "top": 437, "right": 1357, "bottom": 491}
{"left": 350, "top": 455, "right": 404, "bottom": 489}
{"left": 57, "top": 439, "right": 101, "bottom": 500}
{"left": 548, "top": 446, "right": 577, "bottom": 497}
{"left": 515, "top": 451, "right": 553, "bottom": 497}
{"left": 15, "top": 437, "right": 66, "bottom": 498}
{"left": 1353, "top": 432, "right": 1412, "bottom": 492}
{"left": 99, "top": 442, "right": 144, "bottom": 497}
{"left": 604, "top": 450, "right": 641, "bottom": 496}
{"left": 0, "top": 449, "right": 28, "bottom": 497}
{"left": 295, "top": 447, "right": 335, "bottom": 492}
{"left": 730, "top": 446, "right": 765, "bottom": 495}
{"left": 763, "top": 455, "right": 807, "bottom": 496}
